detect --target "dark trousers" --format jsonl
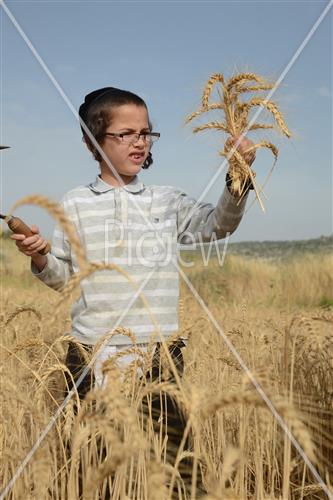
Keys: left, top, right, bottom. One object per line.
{"left": 64, "top": 340, "right": 195, "bottom": 498}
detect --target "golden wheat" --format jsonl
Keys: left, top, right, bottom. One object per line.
{"left": 202, "top": 73, "right": 225, "bottom": 108}
{"left": 1, "top": 227, "right": 332, "bottom": 498}
{"left": 186, "top": 70, "right": 292, "bottom": 207}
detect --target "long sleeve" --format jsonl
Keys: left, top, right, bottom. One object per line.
{"left": 176, "top": 184, "right": 248, "bottom": 244}
{"left": 31, "top": 207, "right": 74, "bottom": 292}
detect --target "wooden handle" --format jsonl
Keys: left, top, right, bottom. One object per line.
{"left": 7, "top": 216, "right": 51, "bottom": 255}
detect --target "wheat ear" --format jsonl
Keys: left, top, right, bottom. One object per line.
{"left": 185, "top": 103, "right": 225, "bottom": 124}
{"left": 245, "top": 98, "right": 292, "bottom": 137}
{"left": 193, "top": 121, "right": 229, "bottom": 134}
{"left": 202, "top": 73, "right": 225, "bottom": 108}
{"left": 226, "top": 72, "right": 268, "bottom": 91}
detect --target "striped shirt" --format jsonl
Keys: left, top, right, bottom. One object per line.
{"left": 31, "top": 174, "right": 248, "bottom": 345}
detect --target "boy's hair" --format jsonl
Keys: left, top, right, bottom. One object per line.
{"left": 79, "top": 87, "right": 153, "bottom": 169}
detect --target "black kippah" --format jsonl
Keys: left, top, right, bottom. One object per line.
{"left": 78, "top": 87, "right": 117, "bottom": 121}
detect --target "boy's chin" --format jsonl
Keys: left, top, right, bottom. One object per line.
{"left": 121, "top": 164, "right": 142, "bottom": 176}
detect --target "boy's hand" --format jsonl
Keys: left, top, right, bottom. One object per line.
{"left": 225, "top": 134, "right": 256, "bottom": 165}
{"left": 10, "top": 225, "right": 49, "bottom": 257}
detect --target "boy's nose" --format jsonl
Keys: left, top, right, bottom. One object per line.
{"left": 133, "top": 135, "right": 146, "bottom": 145}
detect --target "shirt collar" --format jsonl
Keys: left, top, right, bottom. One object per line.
{"left": 88, "top": 174, "right": 145, "bottom": 194}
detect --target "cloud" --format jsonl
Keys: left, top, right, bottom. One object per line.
{"left": 318, "top": 86, "right": 332, "bottom": 98}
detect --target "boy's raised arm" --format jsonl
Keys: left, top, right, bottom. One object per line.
{"left": 176, "top": 134, "right": 255, "bottom": 244}
{"left": 176, "top": 183, "right": 249, "bottom": 245}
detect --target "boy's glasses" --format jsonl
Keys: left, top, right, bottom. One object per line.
{"left": 104, "top": 132, "right": 160, "bottom": 144}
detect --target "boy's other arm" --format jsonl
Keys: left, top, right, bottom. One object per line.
{"left": 31, "top": 246, "right": 73, "bottom": 291}
{"left": 31, "top": 253, "right": 48, "bottom": 272}
{"left": 30, "top": 219, "right": 74, "bottom": 291}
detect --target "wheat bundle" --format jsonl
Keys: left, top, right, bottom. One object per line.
{"left": 186, "top": 72, "right": 292, "bottom": 210}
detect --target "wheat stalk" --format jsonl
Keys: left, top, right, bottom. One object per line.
{"left": 193, "top": 121, "right": 229, "bottom": 134}
{"left": 231, "top": 83, "right": 275, "bottom": 95}
{"left": 226, "top": 72, "right": 268, "bottom": 91}
{"left": 5, "top": 305, "right": 42, "bottom": 326}
{"left": 186, "top": 70, "right": 292, "bottom": 209}
{"left": 200, "top": 391, "right": 317, "bottom": 464}
{"left": 185, "top": 103, "right": 225, "bottom": 124}
{"left": 202, "top": 73, "right": 225, "bottom": 108}
{"left": 244, "top": 97, "right": 291, "bottom": 137}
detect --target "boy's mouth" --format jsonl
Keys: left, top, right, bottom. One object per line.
{"left": 129, "top": 152, "right": 145, "bottom": 164}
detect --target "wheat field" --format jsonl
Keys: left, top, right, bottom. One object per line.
{"left": 1, "top": 233, "right": 332, "bottom": 499}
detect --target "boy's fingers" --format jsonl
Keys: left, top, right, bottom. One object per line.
{"left": 226, "top": 135, "right": 255, "bottom": 162}
{"left": 234, "top": 138, "right": 253, "bottom": 151}
{"left": 16, "top": 241, "right": 28, "bottom": 250}
{"left": 36, "top": 241, "right": 48, "bottom": 252}
{"left": 10, "top": 234, "right": 26, "bottom": 241}
{"left": 22, "top": 235, "right": 39, "bottom": 246}
{"left": 10, "top": 230, "right": 46, "bottom": 256}
{"left": 38, "top": 240, "right": 48, "bottom": 250}
{"left": 23, "top": 241, "right": 47, "bottom": 255}
{"left": 227, "top": 135, "right": 249, "bottom": 149}
{"left": 25, "top": 239, "right": 45, "bottom": 251}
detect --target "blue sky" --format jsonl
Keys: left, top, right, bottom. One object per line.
{"left": 1, "top": 1, "right": 332, "bottom": 242}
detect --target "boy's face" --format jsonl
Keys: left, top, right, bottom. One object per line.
{"left": 99, "top": 104, "right": 151, "bottom": 185}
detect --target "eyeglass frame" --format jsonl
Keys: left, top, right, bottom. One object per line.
{"left": 104, "top": 131, "right": 160, "bottom": 144}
